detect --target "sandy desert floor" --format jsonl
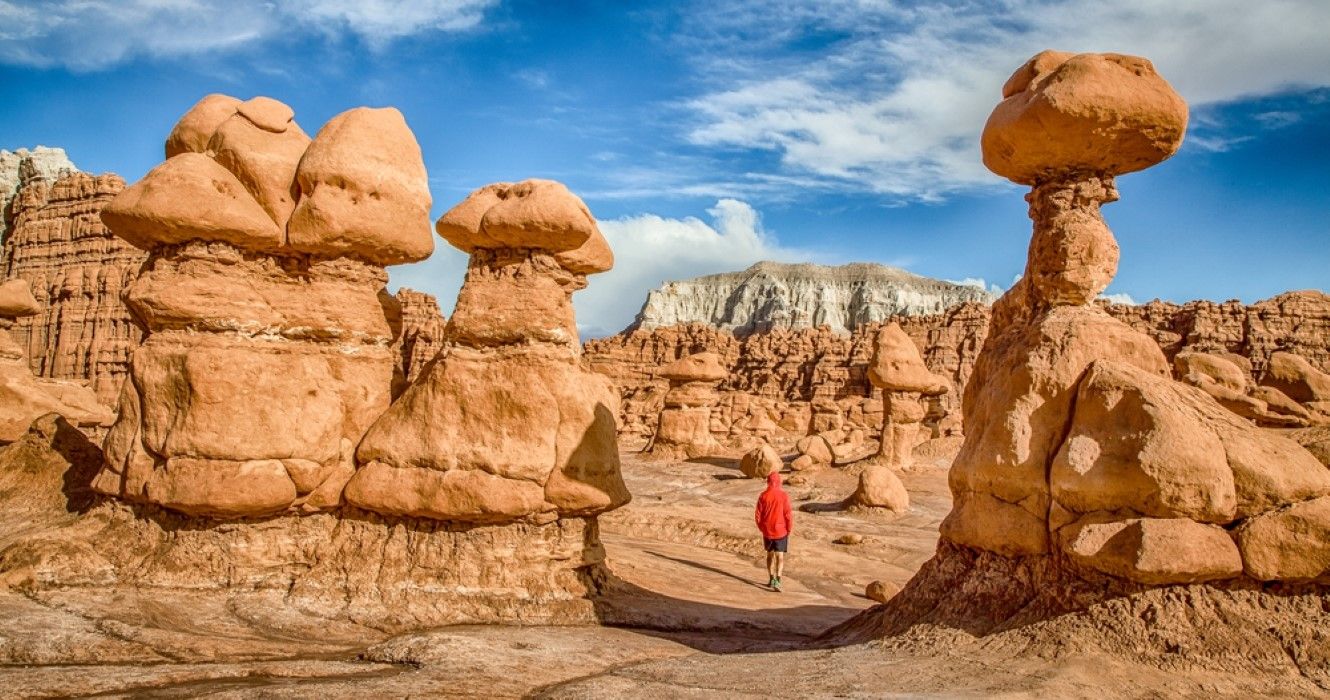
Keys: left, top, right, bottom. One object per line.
{"left": 1, "top": 442, "right": 1325, "bottom": 698}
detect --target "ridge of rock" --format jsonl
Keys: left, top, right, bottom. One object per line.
{"left": 630, "top": 260, "right": 995, "bottom": 335}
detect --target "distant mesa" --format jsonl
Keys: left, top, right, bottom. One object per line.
{"left": 630, "top": 260, "right": 995, "bottom": 335}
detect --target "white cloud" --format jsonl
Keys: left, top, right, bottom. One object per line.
{"left": 682, "top": 0, "right": 1330, "bottom": 200}
{"left": 580, "top": 199, "right": 814, "bottom": 336}
{"left": 0, "top": 0, "right": 497, "bottom": 70}
{"left": 1099, "top": 292, "right": 1138, "bottom": 306}
{"left": 390, "top": 199, "right": 811, "bottom": 338}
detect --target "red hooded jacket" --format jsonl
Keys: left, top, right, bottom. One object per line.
{"left": 755, "top": 472, "right": 793, "bottom": 540}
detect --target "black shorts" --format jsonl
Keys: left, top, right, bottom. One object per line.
{"left": 763, "top": 536, "right": 789, "bottom": 553}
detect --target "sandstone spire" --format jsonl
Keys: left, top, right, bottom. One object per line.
{"left": 346, "top": 178, "right": 630, "bottom": 523}
{"left": 937, "top": 50, "right": 1330, "bottom": 584}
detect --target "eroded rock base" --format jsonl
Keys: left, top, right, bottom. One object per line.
{"left": 831, "top": 542, "right": 1330, "bottom": 685}
{"left": 2, "top": 501, "right": 607, "bottom": 631}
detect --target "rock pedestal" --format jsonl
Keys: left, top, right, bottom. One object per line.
{"left": 348, "top": 178, "right": 629, "bottom": 525}
{"left": 648, "top": 351, "right": 728, "bottom": 459}
{"left": 849, "top": 323, "right": 947, "bottom": 512}
{"left": 91, "top": 95, "right": 433, "bottom": 518}
{"left": 936, "top": 50, "right": 1330, "bottom": 585}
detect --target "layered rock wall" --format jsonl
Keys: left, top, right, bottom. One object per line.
{"left": 392, "top": 287, "right": 446, "bottom": 386}
{"left": 1, "top": 167, "right": 144, "bottom": 405}
{"left": 586, "top": 293, "right": 1330, "bottom": 437}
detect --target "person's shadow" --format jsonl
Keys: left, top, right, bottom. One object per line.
{"left": 642, "top": 548, "right": 770, "bottom": 591}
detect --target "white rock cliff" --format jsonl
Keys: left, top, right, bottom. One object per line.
{"left": 630, "top": 261, "right": 995, "bottom": 335}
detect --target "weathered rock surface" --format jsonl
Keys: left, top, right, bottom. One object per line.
{"left": 0, "top": 280, "right": 114, "bottom": 443}
{"left": 849, "top": 47, "right": 1330, "bottom": 634}
{"left": 1, "top": 162, "right": 143, "bottom": 405}
{"left": 586, "top": 288, "right": 1330, "bottom": 450}
{"left": 92, "top": 95, "right": 431, "bottom": 518}
{"left": 631, "top": 261, "right": 994, "bottom": 334}
{"left": 648, "top": 351, "right": 728, "bottom": 459}
{"left": 349, "top": 179, "right": 630, "bottom": 524}
{"left": 982, "top": 50, "right": 1188, "bottom": 185}
{"left": 0, "top": 146, "right": 76, "bottom": 222}
{"left": 392, "top": 287, "right": 445, "bottom": 387}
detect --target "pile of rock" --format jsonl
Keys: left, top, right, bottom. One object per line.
{"left": 1174, "top": 350, "right": 1319, "bottom": 426}
{"left": 0, "top": 279, "right": 113, "bottom": 443}
{"left": 791, "top": 426, "right": 868, "bottom": 471}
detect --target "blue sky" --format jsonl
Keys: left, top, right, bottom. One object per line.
{"left": 1, "top": 0, "right": 1327, "bottom": 336}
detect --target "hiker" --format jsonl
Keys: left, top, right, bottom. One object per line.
{"left": 755, "top": 470, "right": 792, "bottom": 591}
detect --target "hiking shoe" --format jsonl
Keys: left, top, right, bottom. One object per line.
{"left": 767, "top": 576, "right": 777, "bottom": 589}
{"left": 772, "top": 577, "right": 782, "bottom": 592}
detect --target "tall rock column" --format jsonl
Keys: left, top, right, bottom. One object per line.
{"left": 92, "top": 94, "right": 434, "bottom": 518}
{"left": 647, "top": 351, "right": 728, "bottom": 459}
{"left": 348, "top": 179, "right": 630, "bottom": 527}
{"left": 941, "top": 52, "right": 1188, "bottom": 556}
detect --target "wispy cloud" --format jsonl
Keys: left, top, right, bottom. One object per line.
{"left": 677, "top": 0, "right": 1330, "bottom": 201}
{"left": 0, "top": 0, "right": 498, "bottom": 70}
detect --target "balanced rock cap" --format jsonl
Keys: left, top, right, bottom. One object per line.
{"left": 236, "top": 96, "right": 295, "bottom": 133}
{"left": 868, "top": 322, "right": 949, "bottom": 395}
{"left": 165, "top": 93, "right": 241, "bottom": 159}
{"left": 0, "top": 279, "right": 41, "bottom": 319}
{"left": 286, "top": 106, "right": 434, "bottom": 265}
{"left": 659, "top": 351, "right": 729, "bottom": 383}
{"left": 981, "top": 50, "right": 1188, "bottom": 185}
{"left": 207, "top": 97, "right": 311, "bottom": 227}
{"left": 436, "top": 179, "right": 603, "bottom": 266}
{"left": 100, "top": 152, "right": 283, "bottom": 252}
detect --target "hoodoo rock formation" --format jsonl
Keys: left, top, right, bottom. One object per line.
{"left": 633, "top": 261, "right": 994, "bottom": 334}
{"left": 348, "top": 178, "right": 629, "bottom": 528}
{"left": 90, "top": 94, "right": 432, "bottom": 518}
{"left": 0, "top": 99, "right": 628, "bottom": 630}
{"left": 0, "top": 278, "right": 114, "bottom": 442}
{"left": 0, "top": 160, "right": 143, "bottom": 405}
{"left": 839, "top": 51, "right": 1330, "bottom": 664}
{"left": 647, "top": 351, "right": 729, "bottom": 459}
{"left": 848, "top": 322, "right": 948, "bottom": 512}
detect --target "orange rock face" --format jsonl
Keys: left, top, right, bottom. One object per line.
{"left": 0, "top": 279, "right": 114, "bottom": 442}
{"left": 392, "top": 287, "right": 446, "bottom": 387}
{"left": 347, "top": 180, "right": 629, "bottom": 523}
{"left": 0, "top": 170, "right": 144, "bottom": 405}
{"left": 92, "top": 95, "right": 433, "bottom": 518}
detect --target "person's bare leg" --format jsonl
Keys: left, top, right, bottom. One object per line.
{"left": 766, "top": 551, "right": 775, "bottom": 580}
{"left": 774, "top": 552, "right": 785, "bottom": 580}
